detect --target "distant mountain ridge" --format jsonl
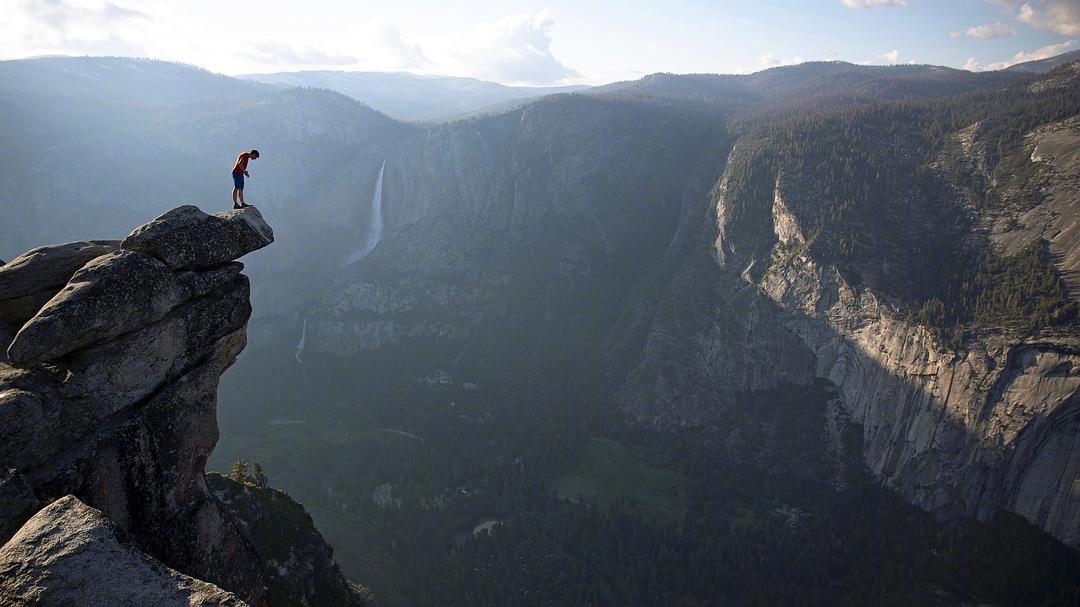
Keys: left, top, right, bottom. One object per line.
{"left": 1006, "top": 49, "right": 1080, "bottom": 74}
{"left": 238, "top": 70, "right": 589, "bottom": 122}
{"left": 0, "top": 56, "right": 272, "bottom": 106}
{"left": 594, "top": 61, "right": 1027, "bottom": 110}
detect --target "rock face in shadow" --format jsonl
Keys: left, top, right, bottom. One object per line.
{"left": 0, "top": 206, "right": 359, "bottom": 605}
{"left": 207, "top": 474, "right": 366, "bottom": 607}
{"left": 663, "top": 143, "right": 1080, "bottom": 547}
{"left": 0, "top": 495, "right": 248, "bottom": 607}
{"left": 610, "top": 121, "right": 1080, "bottom": 548}
{"left": 296, "top": 96, "right": 723, "bottom": 358}
{"left": 757, "top": 246, "right": 1080, "bottom": 546}
{"left": 0, "top": 240, "right": 119, "bottom": 324}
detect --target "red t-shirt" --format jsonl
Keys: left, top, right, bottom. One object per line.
{"left": 233, "top": 152, "right": 251, "bottom": 174}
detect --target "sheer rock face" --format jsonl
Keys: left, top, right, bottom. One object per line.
{"left": 0, "top": 469, "right": 37, "bottom": 543}
{"left": 758, "top": 248, "right": 1080, "bottom": 546}
{"left": 0, "top": 496, "right": 248, "bottom": 607}
{"left": 991, "top": 116, "right": 1080, "bottom": 299}
{"left": 697, "top": 155, "right": 1080, "bottom": 547}
{"left": 616, "top": 129, "right": 1080, "bottom": 547}
{"left": 0, "top": 206, "right": 276, "bottom": 605}
{"left": 611, "top": 256, "right": 817, "bottom": 426}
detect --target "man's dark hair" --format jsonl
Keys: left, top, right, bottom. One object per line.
{"left": 250, "top": 149, "right": 260, "bottom": 158}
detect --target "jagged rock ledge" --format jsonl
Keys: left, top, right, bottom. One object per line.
{"left": 0, "top": 206, "right": 362, "bottom": 605}
{"left": 0, "top": 496, "right": 246, "bottom": 606}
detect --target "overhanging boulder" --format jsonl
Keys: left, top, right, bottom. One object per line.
{"left": 121, "top": 205, "right": 274, "bottom": 270}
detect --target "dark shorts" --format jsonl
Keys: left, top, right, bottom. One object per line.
{"left": 232, "top": 171, "right": 244, "bottom": 189}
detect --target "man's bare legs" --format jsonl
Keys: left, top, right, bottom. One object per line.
{"left": 232, "top": 187, "right": 247, "bottom": 208}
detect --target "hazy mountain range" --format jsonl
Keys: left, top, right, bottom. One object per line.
{"left": 239, "top": 70, "right": 589, "bottom": 122}
{"left": 236, "top": 50, "right": 1076, "bottom": 123}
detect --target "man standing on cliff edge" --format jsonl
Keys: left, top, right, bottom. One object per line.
{"left": 231, "top": 149, "right": 260, "bottom": 209}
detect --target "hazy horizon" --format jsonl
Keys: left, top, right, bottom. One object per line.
{"left": 2, "top": 0, "right": 1078, "bottom": 86}
{"left": 2, "top": 47, "right": 1075, "bottom": 90}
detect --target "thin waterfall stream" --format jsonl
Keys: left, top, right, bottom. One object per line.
{"left": 296, "top": 159, "right": 386, "bottom": 363}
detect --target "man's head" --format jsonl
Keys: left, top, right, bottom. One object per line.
{"left": 250, "top": 149, "right": 260, "bottom": 159}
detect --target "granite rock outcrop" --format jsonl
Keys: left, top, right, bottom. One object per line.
{"left": 0, "top": 495, "right": 248, "bottom": 607}
{"left": 0, "top": 205, "right": 361, "bottom": 605}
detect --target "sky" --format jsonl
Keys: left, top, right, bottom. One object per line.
{"left": 1, "top": 0, "right": 1078, "bottom": 85}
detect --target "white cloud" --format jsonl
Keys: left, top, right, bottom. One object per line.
{"left": 370, "top": 22, "right": 428, "bottom": 70}
{"left": 1017, "top": 1, "right": 1080, "bottom": 35}
{"left": 245, "top": 42, "right": 358, "bottom": 68}
{"left": 877, "top": 49, "right": 901, "bottom": 64}
{"left": 840, "top": 0, "right": 907, "bottom": 8}
{"left": 950, "top": 22, "right": 1014, "bottom": 38}
{"left": 984, "top": 0, "right": 1023, "bottom": 9}
{"left": 24, "top": 0, "right": 147, "bottom": 33}
{"left": 1, "top": 0, "right": 149, "bottom": 55}
{"left": 431, "top": 11, "right": 579, "bottom": 84}
{"left": 0, "top": 2, "right": 579, "bottom": 84}
{"left": 980, "top": 39, "right": 1079, "bottom": 69}
{"left": 756, "top": 53, "right": 805, "bottom": 70}
{"left": 964, "top": 56, "right": 981, "bottom": 70}
{"left": 757, "top": 53, "right": 782, "bottom": 68}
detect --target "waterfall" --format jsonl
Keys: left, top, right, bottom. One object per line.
{"left": 295, "top": 317, "right": 309, "bottom": 363}
{"left": 299, "top": 159, "right": 386, "bottom": 363}
{"left": 343, "top": 158, "right": 386, "bottom": 266}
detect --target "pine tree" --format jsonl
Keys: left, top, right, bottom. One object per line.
{"left": 230, "top": 458, "right": 248, "bottom": 483}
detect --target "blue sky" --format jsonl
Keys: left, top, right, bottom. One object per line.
{"left": 1, "top": 0, "right": 1077, "bottom": 84}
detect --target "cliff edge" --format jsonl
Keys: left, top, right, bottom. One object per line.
{"left": 0, "top": 206, "right": 362, "bottom": 606}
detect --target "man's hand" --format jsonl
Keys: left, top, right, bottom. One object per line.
{"left": 244, "top": 171, "right": 250, "bottom": 177}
